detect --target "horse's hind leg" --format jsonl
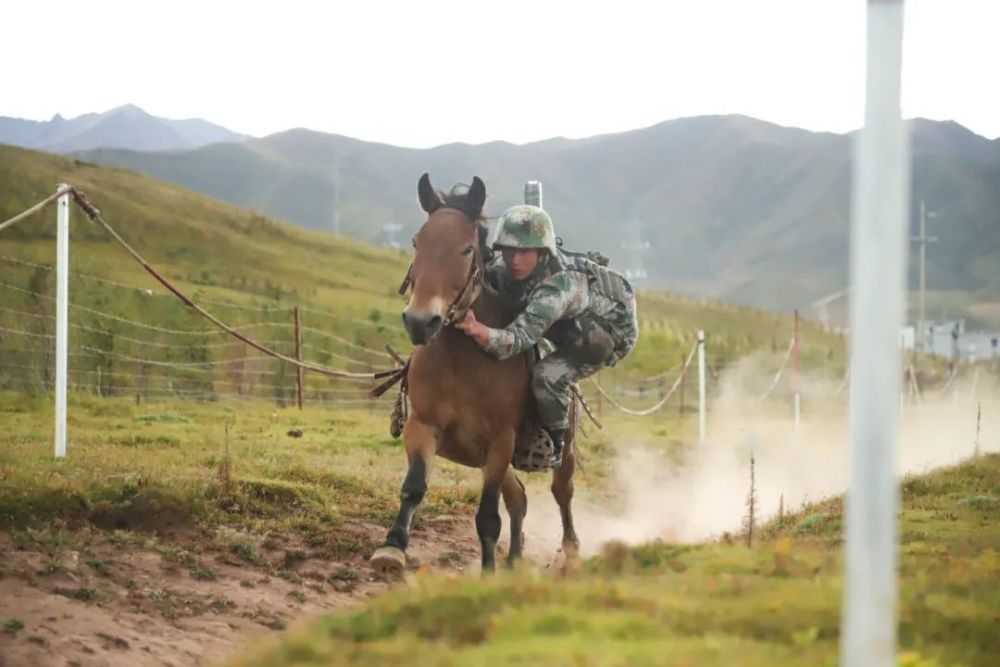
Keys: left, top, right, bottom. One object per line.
{"left": 500, "top": 468, "right": 527, "bottom": 567}
{"left": 371, "top": 418, "right": 436, "bottom": 578}
{"left": 478, "top": 428, "right": 515, "bottom": 573}
{"left": 551, "top": 439, "right": 580, "bottom": 559}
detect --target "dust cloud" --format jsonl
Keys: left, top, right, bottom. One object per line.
{"left": 520, "top": 361, "right": 999, "bottom": 558}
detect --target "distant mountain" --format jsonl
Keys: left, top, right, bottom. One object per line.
{"left": 73, "top": 115, "right": 1000, "bottom": 320}
{"left": 0, "top": 105, "right": 248, "bottom": 153}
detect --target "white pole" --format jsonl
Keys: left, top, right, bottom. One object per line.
{"left": 55, "top": 185, "right": 71, "bottom": 459}
{"left": 841, "top": 2, "right": 910, "bottom": 667}
{"left": 697, "top": 330, "right": 706, "bottom": 443}
{"left": 524, "top": 180, "right": 543, "bottom": 208}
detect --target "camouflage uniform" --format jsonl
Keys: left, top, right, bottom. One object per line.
{"left": 481, "top": 205, "right": 638, "bottom": 433}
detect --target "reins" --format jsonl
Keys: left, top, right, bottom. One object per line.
{"left": 373, "top": 208, "right": 484, "bottom": 400}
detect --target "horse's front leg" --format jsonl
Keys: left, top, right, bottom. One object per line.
{"left": 370, "top": 418, "right": 436, "bottom": 578}
{"left": 478, "top": 428, "right": 515, "bottom": 573}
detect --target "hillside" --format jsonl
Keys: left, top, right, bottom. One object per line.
{"left": 0, "top": 144, "right": 846, "bottom": 404}
{"left": 71, "top": 115, "right": 1000, "bottom": 319}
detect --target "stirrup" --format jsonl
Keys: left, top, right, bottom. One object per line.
{"left": 549, "top": 450, "right": 563, "bottom": 468}
{"left": 547, "top": 431, "right": 565, "bottom": 469}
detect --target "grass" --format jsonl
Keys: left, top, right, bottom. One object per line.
{"left": 0, "top": 144, "right": 853, "bottom": 407}
{"left": 0, "top": 391, "right": 486, "bottom": 557}
{"left": 228, "top": 454, "right": 1000, "bottom": 667}
{"left": 2, "top": 145, "right": 993, "bottom": 665}
{"left": 0, "top": 384, "right": 690, "bottom": 541}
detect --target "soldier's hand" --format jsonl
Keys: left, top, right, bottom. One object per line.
{"left": 455, "top": 311, "right": 489, "bottom": 346}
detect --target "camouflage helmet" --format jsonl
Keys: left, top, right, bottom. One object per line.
{"left": 493, "top": 205, "right": 557, "bottom": 254}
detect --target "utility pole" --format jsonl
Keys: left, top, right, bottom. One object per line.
{"left": 910, "top": 199, "right": 937, "bottom": 351}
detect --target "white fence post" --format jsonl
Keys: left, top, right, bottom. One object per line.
{"left": 841, "top": 2, "right": 910, "bottom": 666}
{"left": 698, "top": 330, "right": 706, "bottom": 443}
{"left": 55, "top": 185, "right": 70, "bottom": 459}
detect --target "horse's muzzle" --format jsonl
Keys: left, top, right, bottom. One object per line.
{"left": 402, "top": 310, "right": 443, "bottom": 345}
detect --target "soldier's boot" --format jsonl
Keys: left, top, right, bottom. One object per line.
{"left": 545, "top": 428, "right": 566, "bottom": 468}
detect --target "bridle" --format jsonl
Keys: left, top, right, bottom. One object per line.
{"left": 374, "top": 210, "right": 483, "bottom": 403}
{"left": 397, "top": 208, "right": 484, "bottom": 331}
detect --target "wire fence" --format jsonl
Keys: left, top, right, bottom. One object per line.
{"left": 0, "top": 254, "right": 399, "bottom": 407}
{"left": 5, "top": 185, "right": 974, "bottom": 419}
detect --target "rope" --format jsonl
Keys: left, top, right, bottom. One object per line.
{"left": 0, "top": 305, "right": 391, "bottom": 365}
{"left": 299, "top": 342, "right": 377, "bottom": 367}
{"left": 0, "top": 254, "right": 289, "bottom": 313}
{"left": 0, "top": 254, "right": 408, "bottom": 327}
{"left": 0, "top": 326, "right": 52, "bottom": 340}
{"left": 753, "top": 337, "right": 795, "bottom": 403}
{"left": 571, "top": 384, "right": 602, "bottom": 428}
{"left": 634, "top": 361, "right": 683, "bottom": 384}
{"left": 15, "top": 187, "right": 395, "bottom": 381}
{"left": 0, "top": 280, "right": 290, "bottom": 335}
{"left": 0, "top": 318, "right": 296, "bottom": 351}
{"left": 299, "top": 305, "right": 405, "bottom": 332}
{"left": 0, "top": 186, "right": 72, "bottom": 234}
{"left": 938, "top": 365, "right": 958, "bottom": 394}
{"left": 76, "top": 345, "right": 276, "bottom": 368}
{"left": 0, "top": 347, "right": 373, "bottom": 381}
{"left": 589, "top": 342, "right": 698, "bottom": 416}
{"left": 299, "top": 326, "right": 394, "bottom": 359}
{"left": 0, "top": 362, "right": 369, "bottom": 394}
{"left": 1, "top": 377, "right": 374, "bottom": 405}
{"left": 908, "top": 364, "right": 922, "bottom": 403}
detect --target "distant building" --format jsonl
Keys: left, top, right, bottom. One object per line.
{"left": 911, "top": 319, "right": 999, "bottom": 362}
{"left": 959, "top": 331, "right": 1000, "bottom": 363}
{"left": 923, "top": 320, "right": 963, "bottom": 359}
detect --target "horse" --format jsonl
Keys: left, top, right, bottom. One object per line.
{"left": 368, "top": 173, "right": 579, "bottom": 575}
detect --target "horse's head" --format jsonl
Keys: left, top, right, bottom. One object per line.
{"left": 402, "top": 172, "right": 487, "bottom": 345}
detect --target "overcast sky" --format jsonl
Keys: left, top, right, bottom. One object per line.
{"left": 3, "top": 0, "right": 997, "bottom": 147}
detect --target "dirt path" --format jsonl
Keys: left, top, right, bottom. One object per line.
{"left": 0, "top": 514, "right": 481, "bottom": 667}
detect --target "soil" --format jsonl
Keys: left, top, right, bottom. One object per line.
{"left": 0, "top": 513, "right": 483, "bottom": 667}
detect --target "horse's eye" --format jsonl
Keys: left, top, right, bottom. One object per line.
{"left": 461, "top": 245, "right": 474, "bottom": 256}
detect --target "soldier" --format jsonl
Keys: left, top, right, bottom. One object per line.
{"left": 456, "top": 204, "right": 638, "bottom": 467}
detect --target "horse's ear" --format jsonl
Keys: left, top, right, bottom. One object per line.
{"left": 465, "top": 176, "right": 486, "bottom": 220}
{"left": 418, "top": 173, "right": 443, "bottom": 214}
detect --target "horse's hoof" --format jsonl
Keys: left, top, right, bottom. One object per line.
{"left": 562, "top": 541, "right": 581, "bottom": 561}
{"left": 369, "top": 546, "right": 406, "bottom": 580}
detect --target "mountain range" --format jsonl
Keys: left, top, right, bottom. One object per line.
{"left": 0, "top": 105, "right": 248, "bottom": 153}
{"left": 2, "top": 105, "right": 997, "bottom": 323}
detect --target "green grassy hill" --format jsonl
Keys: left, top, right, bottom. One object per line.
{"left": 0, "top": 144, "right": 846, "bottom": 406}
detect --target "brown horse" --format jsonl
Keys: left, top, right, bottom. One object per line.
{"left": 369, "top": 173, "right": 579, "bottom": 575}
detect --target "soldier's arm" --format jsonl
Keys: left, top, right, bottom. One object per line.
{"left": 482, "top": 279, "right": 571, "bottom": 360}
